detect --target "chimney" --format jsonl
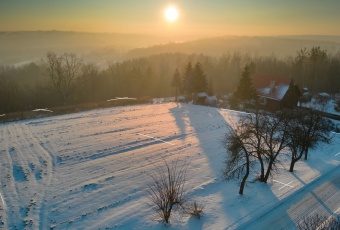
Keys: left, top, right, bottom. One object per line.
{"left": 269, "top": 80, "right": 275, "bottom": 93}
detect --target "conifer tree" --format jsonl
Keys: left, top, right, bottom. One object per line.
{"left": 232, "top": 64, "right": 257, "bottom": 107}
{"left": 183, "top": 62, "right": 193, "bottom": 95}
{"left": 171, "top": 68, "right": 181, "bottom": 102}
{"left": 192, "top": 62, "right": 208, "bottom": 93}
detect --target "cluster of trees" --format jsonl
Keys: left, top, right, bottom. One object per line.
{"left": 294, "top": 46, "right": 340, "bottom": 93}
{"left": 223, "top": 108, "right": 333, "bottom": 195}
{"left": 171, "top": 62, "right": 208, "bottom": 101}
{"left": 1, "top": 46, "right": 340, "bottom": 114}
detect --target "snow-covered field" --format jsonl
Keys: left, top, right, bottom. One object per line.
{"left": 0, "top": 103, "right": 339, "bottom": 230}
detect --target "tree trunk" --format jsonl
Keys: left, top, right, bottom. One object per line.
{"left": 175, "top": 86, "right": 178, "bottom": 102}
{"left": 239, "top": 157, "right": 250, "bottom": 195}
{"left": 289, "top": 158, "right": 296, "bottom": 172}
{"left": 239, "top": 169, "right": 249, "bottom": 195}
{"left": 304, "top": 148, "right": 309, "bottom": 160}
{"left": 264, "top": 159, "right": 274, "bottom": 183}
{"left": 257, "top": 154, "right": 265, "bottom": 182}
{"left": 164, "top": 204, "right": 173, "bottom": 223}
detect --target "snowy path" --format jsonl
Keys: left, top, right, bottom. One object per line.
{"left": 239, "top": 165, "right": 340, "bottom": 230}
{"left": 0, "top": 123, "right": 53, "bottom": 229}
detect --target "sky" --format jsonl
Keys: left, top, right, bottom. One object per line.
{"left": 1, "top": 0, "right": 340, "bottom": 37}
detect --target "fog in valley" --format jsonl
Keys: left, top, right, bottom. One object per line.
{"left": 1, "top": 31, "right": 340, "bottom": 116}
{"left": 2, "top": 31, "right": 340, "bottom": 66}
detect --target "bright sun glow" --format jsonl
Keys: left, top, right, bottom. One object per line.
{"left": 164, "top": 5, "right": 179, "bottom": 22}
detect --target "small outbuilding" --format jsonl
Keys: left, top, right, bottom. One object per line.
{"left": 177, "top": 96, "right": 186, "bottom": 103}
{"left": 205, "top": 96, "right": 217, "bottom": 106}
{"left": 195, "top": 92, "right": 208, "bottom": 105}
{"left": 317, "top": 92, "right": 330, "bottom": 103}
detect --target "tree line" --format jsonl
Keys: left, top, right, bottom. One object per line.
{"left": 1, "top": 46, "right": 340, "bottom": 114}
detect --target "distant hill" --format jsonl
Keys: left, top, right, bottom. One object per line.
{"left": 0, "top": 31, "right": 166, "bottom": 65}
{"left": 127, "top": 35, "right": 340, "bottom": 59}
{"left": 1, "top": 31, "right": 340, "bottom": 66}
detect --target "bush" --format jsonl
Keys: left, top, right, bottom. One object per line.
{"left": 184, "top": 201, "right": 204, "bottom": 219}
{"left": 146, "top": 158, "right": 189, "bottom": 224}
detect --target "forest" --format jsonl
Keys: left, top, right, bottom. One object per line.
{"left": 0, "top": 46, "right": 340, "bottom": 114}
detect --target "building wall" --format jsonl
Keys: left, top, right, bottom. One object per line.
{"left": 257, "top": 97, "right": 281, "bottom": 111}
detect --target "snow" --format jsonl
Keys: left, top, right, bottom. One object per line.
{"left": 197, "top": 92, "right": 208, "bottom": 97}
{"left": 318, "top": 92, "right": 330, "bottom": 98}
{"left": 0, "top": 103, "right": 339, "bottom": 229}
{"left": 107, "top": 97, "right": 137, "bottom": 101}
{"left": 33, "top": 108, "right": 53, "bottom": 113}
{"left": 301, "top": 98, "right": 340, "bottom": 116}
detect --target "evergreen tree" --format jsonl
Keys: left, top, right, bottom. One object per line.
{"left": 232, "top": 64, "right": 257, "bottom": 107}
{"left": 171, "top": 68, "right": 181, "bottom": 101}
{"left": 192, "top": 62, "right": 208, "bottom": 93}
{"left": 183, "top": 62, "right": 193, "bottom": 94}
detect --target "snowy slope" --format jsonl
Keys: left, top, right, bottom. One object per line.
{"left": 0, "top": 103, "right": 339, "bottom": 230}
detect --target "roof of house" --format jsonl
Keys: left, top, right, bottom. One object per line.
{"left": 252, "top": 74, "right": 292, "bottom": 101}
{"left": 197, "top": 92, "right": 208, "bottom": 97}
{"left": 205, "top": 96, "right": 217, "bottom": 101}
{"left": 318, "top": 92, "right": 330, "bottom": 97}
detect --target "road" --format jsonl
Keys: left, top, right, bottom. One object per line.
{"left": 239, "top": 165, "right": 340, "bottom": 230}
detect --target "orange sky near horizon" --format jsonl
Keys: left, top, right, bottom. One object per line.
{"left": 1, "top": 0, "right": 340, "bottom": 38}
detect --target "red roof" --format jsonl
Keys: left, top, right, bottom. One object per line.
{"left": 252, "top": 74, "right": 292, "bottom": 101}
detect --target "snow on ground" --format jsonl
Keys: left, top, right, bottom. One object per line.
{"left": 301, "top": 98, "right": 340, "bottom": 116}
{"left": 0, "top": 103, "right": 339, "bottom": 230}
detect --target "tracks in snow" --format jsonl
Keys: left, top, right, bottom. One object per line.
{"left": 238, "top": 165, "right": 340, "bottom": 230}
{"left": 0, "top": 123, "right": 54, "bottom": 229}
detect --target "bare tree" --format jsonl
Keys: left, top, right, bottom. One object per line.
{"left": 223, "top": 115, "right": 256, "bottom": 195}
{"left": 297, "top": 214, "right": 340, "bottom": 230}
{"left": 223, "top": 110, "right": 290, "bottom": 192}
{"left": 45, "top": 52, "right": 83, "bottom": 104}
{"left": 147, "top": 158, "right": 189, "bottom": 224}
{"left": 261, "top": 111, "right": 290, "bottom": 183}
{"left": 286, "top": 108, "right": 333, "bottom": 172}
{"left": 184, "top": 201, "right": 204, "bottom": 219}
{"left": 245, "top": 111, "right": 267, "bottom": 182}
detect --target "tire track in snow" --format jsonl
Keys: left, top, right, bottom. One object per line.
{"left": 0, "top": 125, "right": 22, "bottom": 229}
{"left": 1, "top": 123, "right": 54, "bottom": 229}
{"left": 238, "top": 165, "right": 340, "bottom": 230}
{"left": 24, "top": 124, "right": 54, "bottom": 230}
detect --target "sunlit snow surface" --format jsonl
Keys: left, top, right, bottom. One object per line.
{"left": 0, "top": 103, "right": 339, "bottom": 229}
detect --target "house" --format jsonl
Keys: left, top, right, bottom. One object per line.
{"left": 205, "top": 95, "right": 217, "bottom": 107}
{"left": 177, "top": 96, "right": 186, "bottom": 103}
{"left": 195, "top": 92, "right": 208, "bottom": 105}
{"left": 300, "top": 88, "right": 312, "bottom": 102}
{"left": 252, "top": 74, "right": 301, "bottom": 111}
{"left": 317, "top": 92, "right": 330, "bottom": 103}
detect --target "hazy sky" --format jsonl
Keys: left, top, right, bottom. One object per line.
{"left": 1, "top": 0, "right": 340, "bottom": 37}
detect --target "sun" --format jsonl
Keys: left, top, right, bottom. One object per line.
{"left": 164, "top": 5, "right": 179, "bottom": 22}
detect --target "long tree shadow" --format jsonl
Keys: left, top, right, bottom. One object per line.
{"left": 169, "top": 103, "right": 188, "bottom": 140}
